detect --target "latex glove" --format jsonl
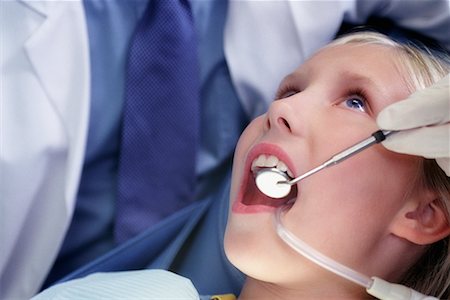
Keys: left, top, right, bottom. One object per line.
{"left": 377, "top": 74, "right": 450, "bottom": 176}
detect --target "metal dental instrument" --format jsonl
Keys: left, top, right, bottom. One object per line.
{"left": 255, "top": 130, "right": 394, "bottom": 199}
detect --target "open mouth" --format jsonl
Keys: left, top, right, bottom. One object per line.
{"left": 234, "top": 153, "right": 298, "bottom": 213}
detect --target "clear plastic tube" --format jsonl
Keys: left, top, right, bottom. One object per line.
{"left": 274, "top": 205, "right": 373, "bottom": 288}
{"left": 274, "top": 205, "right": 439, "bottom": 300}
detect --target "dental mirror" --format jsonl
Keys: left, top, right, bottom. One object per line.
{"left": 255, "top": 168, "right": 291, "bottom": 199}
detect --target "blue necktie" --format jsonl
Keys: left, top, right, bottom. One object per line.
{"left": 115, "top": 0, "right": 200, "bottom": 243}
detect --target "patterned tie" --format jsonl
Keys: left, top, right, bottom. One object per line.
{"left": 115, "top": 0, "right": 200, "bottom": 243}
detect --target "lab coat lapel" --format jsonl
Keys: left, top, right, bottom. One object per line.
{"left": 23, "top": 0, "right": 90, "bottom": 212}
{"left": 0, "top": 2, "right": 90, "bottom": 298}
{"left": 286, "top": 1, "right": 344, "bottom": 59}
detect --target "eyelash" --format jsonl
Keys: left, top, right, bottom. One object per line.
{"left": 342, "top": 88, "right": 370, "bottom": 114}
{"left": 276, "top": 84, "right": 301, "bottom": 99}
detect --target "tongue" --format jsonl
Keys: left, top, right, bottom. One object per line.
{"left": 243, "top": 175, "right": 297, "bottom": 207}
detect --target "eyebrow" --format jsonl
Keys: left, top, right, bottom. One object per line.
{"left": 284, "top": 69, "right": 384, "bottom": 90}
{"left": 280, "top": 72, "right": 304, "bottom": 86}
{"left": 277, "top": 70, "right": 382, "bottom": 96}
{"left": 338, "top": 71, "right": 379, "bottom": 89}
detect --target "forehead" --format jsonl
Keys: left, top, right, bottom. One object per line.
{"left": 306, "top": 43, "right": 400, "bottom": 71}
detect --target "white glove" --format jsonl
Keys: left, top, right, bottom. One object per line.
{"left": 376, "top": 74, "right": 450, "bottom": 176}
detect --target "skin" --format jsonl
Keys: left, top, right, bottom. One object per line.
{"left": 224, "top": 44, "right": 430, "bottom": 299}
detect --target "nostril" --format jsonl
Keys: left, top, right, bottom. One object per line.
{"left": 278, "top": 117, "right": 291, "bottom": 131}
{"left": 265, "top": 117, "right": 271, "bottom": 131}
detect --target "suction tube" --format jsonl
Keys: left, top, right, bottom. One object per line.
{"left": 274, "top": 206, "right": 372, "bottom": 288}
{"left": 273, "top": 206, "right": 438, "bottom": 300}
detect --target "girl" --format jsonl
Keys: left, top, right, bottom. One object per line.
{"left": 226, "top": 31, "right": 450, "bottom": 299}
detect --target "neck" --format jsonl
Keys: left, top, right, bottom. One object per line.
{"left": 238, "top": 276, "right": 369, "bottom": 300}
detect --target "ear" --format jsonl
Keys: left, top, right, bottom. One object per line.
{"left": 391, "top": 190, "right": 450, "bottom": 246}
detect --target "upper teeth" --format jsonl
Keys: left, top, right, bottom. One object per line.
{"left": 251, "top": 154, "right": 294, "bottom": 177}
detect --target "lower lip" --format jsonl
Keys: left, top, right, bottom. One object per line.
{"left": 232, "top": 201, "right": 278, "bottom": 214}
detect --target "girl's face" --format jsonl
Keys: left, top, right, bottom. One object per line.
{"left": 225, "top": 44, "right": 424, "bottom": 294}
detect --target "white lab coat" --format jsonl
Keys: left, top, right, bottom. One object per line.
{"left": 2, "top": 0, "right": 450, "bottom": 299}
{"left": 0, "top": 1, "right": 90, "bottom": 299}
{"left": 225, "top": 0, "right": 450, "bottom": 119}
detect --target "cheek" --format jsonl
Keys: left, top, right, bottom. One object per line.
{"left": 283, "top": 149, "right": 420, "bottom": 267}
{"left": 342, "top": 148, "right": 419, "bottom": 201}
{"left": 320, "top": 147, "right": 419, "bottom": 220}
{"left": 305, "top": 111, "right": 378, "bottom": 168}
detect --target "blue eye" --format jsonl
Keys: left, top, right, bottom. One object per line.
{"left": 345, "top": 97, "right": 366, "bottom": 113}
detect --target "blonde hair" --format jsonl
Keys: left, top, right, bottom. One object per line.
{"left": 329, "top": 32, "right": 450, "bottom": 298}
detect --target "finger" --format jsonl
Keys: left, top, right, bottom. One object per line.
{"left": 381, "top": 125, "right": 450, "bottom": 158}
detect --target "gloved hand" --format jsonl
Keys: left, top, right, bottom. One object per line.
{"left": 377, "top": 74, "right": 450, "bottom": 176}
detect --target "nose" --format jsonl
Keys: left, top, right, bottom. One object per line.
{"left": 264, "top": 99, "right": 294, "bottom": 134}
